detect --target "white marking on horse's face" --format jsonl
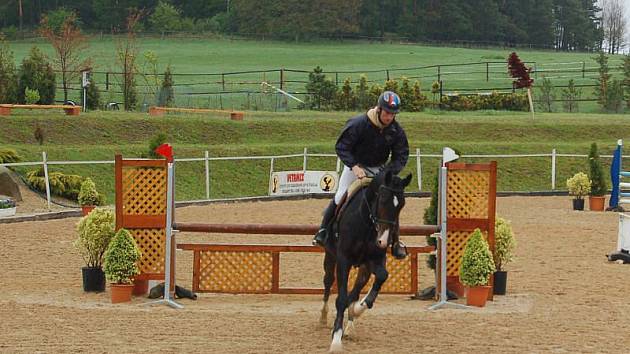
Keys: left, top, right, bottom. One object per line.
{"left": 393, "top": 196, "right": 399, "bottom": 208}
{"left": 377, "top": 228, "right": 390, "bottom": 249}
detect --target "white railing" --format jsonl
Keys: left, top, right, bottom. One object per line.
{"left": 1, "top": 148, "right": 621, "bottom": 210}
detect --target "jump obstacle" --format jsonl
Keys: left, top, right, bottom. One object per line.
{"left": 114, "top": 148, "right": 497, "bottom": 308}
{"left": 608, "top": 139, "right": 630, "bottom": 263}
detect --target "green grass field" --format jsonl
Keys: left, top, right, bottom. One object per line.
{"left": 6, "top": 36, "right": 628, "bottom": 112}
{"left": 2, "top": 109, "right": 629, "bottom": 203}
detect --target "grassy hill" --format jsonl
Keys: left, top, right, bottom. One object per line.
{"left": 6, "top": 36, "right": 628, "bottom": 112}
{"left": 1, "top": 109, "right": 629, "bottom": 202}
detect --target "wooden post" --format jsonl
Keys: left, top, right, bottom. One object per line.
{"left": 527, "top": 87, "right": 534, "bottom": 119}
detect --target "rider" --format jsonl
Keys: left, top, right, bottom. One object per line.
{"left": 312, "top": 91, "right": 409, "bottom": 259}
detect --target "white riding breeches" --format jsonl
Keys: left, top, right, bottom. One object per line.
{"left": 334, "top": 165, "right": 383, "bottom": 204}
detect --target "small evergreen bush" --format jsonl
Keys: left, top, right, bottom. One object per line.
{"left": 566, "top": 172, "right": 591, "bottom": 200}
{"left": 588, "top": 143, "right": 607, "bottom": 197}
{"left": 104, "top": 228, "right": 141, "bottom": 284}
{"left": 78, "top": 178, "right": 103, "bottom": 206}
{"left": 459, "top": 228, "right": 496, "bottom": 287}
{"left": 494, "top": 217, "right": 516, "bottom": 271}
{"left": 74, "top": 208, "right": 115, "bottom": 268}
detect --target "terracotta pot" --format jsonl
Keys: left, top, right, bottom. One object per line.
{"left": 589, "top": 196, "right": 605, "bottom": 211}
{"left": 465, "top": 285, "right": 491, "bottom": 307}
{"left": 132, "top": 279, "right": 149, "bottom": 296}
{"left": 447, "top": 276, "right": 465, "bottom": 298}
{"left": 110, "top": 283, "right": 134, "bottom": 303}
{"left": 81, "top": 205, "right": 95, "bottom": 216}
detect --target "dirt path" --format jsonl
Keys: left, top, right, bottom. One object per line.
{"left": 1, "top": 196, "right": 629, "bottom": 353}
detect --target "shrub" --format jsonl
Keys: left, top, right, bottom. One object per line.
{"left": 0, "top": 148, "right": 21, "bottom": 163}
{"left": 588, "top": 143, "right": 607, "bottom": 196}
{"left": 494, "top": 217, "right": 516, "bottom": 271}
{"left": 459, "top": 228, "right": 495, "bottom": 287}
{"left": 24, "top": 88, "right": 40, "bottom": 104}
{"left": 26, "top": 168, "right": 84, "bottom": 200}
{"left": 0, "top": 40, "right": 18, "bottom": 103}
{"left": 33, "top": 122, "right": 45, "bottom": 145}
{"left": 74, "top": 208, "right": 115, "bottom": 268}
{"left": 148, "top": 133, "right": 168, "bottom": 159}
{"left": 104, "top": 228, "right": 141, "bottom": 284}
{"left": 335, "top": 77, "right": 356, "bottom": 111}
{"left": 303, "top": 66, "right": 337, "bottom": 110}
{"left": 157, "top": 65, "right": 174, "bottom": 107}
{"left": 18, "top": 47, "right": 56, "bottom": 104}
{"left": 85, "top": 79, "right": 101, "bottom": 110}
{"left": 355, "top": 75, "right": 371, "bottom": 110}
{"left": 566, "top": 172, "right": 591, "bottom": 200}
{"left": 562, "top": 79, "right": 581, "bottom": 113}
{"left": 78, "top": 178, "right": 103, "bottom": 206}
{"left": 536, "top": 77, "right": 555, "bottom": 112}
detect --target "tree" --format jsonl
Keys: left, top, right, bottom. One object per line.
{"left": 158, "top": 65, "right": 175, "bottom": 107}
{"left": 18, "top": 47, "right": 56, "bottom": 104}
{"left": 601, "top": 0, "right": 627, "bottom": 54}
{"left": 621, "top": 55, "right": 630, "bottom": 109}
{"left": 561, "top": 79, "right": 581, "bottom": 113}
{"left": 117, "top": 11, "right": 143, "bottom": 111}
{"left": 0, "top": 37, "right": 18, "bottom": 103}
{"left": 40, "top": 12, "right": 91, "bottom": 104}
{"left": 594, "top": 51, "right": 611, "bottom": 111}
{"left": 508, "top": 52, "right": 534, "bottom": 116}
{"left": 149, "top": 1, "right": 182, "bottom": 33}
{"left": 537, "top": 77, "right": 555, "bottom": 112}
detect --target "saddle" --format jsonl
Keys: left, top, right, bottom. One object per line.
{"left": 334, "top": 177, "right": 372, "bottom": 222}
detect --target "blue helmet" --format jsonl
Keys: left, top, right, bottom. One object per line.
{"left": 378, "top": 91, "right": 401, "bottom": 114}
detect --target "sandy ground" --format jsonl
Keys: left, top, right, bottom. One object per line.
{"left": 1, "top": 196, "right": 630, "bottom": 353}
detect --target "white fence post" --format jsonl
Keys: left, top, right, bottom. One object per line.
{"left": 336, "top": 157, "right": 341, "bottom": 173}
{"left": 551, "top": 148, "right": 557, "bottom": 190}
{"left": 42, "top": 151, "right": 51, "bottom": 211}
{"left": 416, "top": 148, "right": 422, "bottom": 191}
{"left": 204, "top": 151, "right": 210, "bottom": 199}
{"left": 303, "top": 147, "right": 308, "bottom": 173}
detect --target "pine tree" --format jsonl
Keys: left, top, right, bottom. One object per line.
{"left": 588, "top": 142, "right": 607, "bottom": 197}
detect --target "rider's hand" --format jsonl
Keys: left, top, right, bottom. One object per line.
{"left": 352, "top": 165, "right": 366, "bottom": 179}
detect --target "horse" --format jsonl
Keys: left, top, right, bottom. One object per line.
{"left": 320, "top": 169, "right": 412, "bottom": 352}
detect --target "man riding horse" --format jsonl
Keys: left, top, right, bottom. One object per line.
{"left": 312, "top": 90, "right": 409, "bottom": 260}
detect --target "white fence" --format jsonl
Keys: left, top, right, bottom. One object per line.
{"left": 0, "top": 148, "right": 619, "bottom": 210}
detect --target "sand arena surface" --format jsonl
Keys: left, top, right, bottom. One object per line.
{"left": 1, "top": 196, "right": 630, "bottom": 353}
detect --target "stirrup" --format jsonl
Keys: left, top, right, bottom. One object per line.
{"left": 312, "top": 228, "right": 327, "bottom": 247}
{"left": 391, "top": 241, "right": 408, "bottom": 260}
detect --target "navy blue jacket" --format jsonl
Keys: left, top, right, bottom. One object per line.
{"left": 335, "top": 113, "right": 409, "bottom": 174}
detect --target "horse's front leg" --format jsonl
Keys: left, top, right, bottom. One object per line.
{"left": 320, "top": 251, "right": 336, "bottom": 326}
{"left": 330, "top": 256, "right": 350, "bottom": 353}
{"left": 345, "top": 265, "right": 370, "bottom": 335}
{"left": 353, "top": 258, "right": 388, "bottom": 317}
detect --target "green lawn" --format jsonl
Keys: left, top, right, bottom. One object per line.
{"left": 6, "top": 36, "right": 627, "bottom": 112}
{"left": 2, "top": 109, "right": 629, "bottom": 202}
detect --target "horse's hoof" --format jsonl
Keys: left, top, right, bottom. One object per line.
{"left": 329, "top": 329, "right": 343, "bottom": 353}
{"left": 344, "top": 320, "right": 355, "bottom": 337}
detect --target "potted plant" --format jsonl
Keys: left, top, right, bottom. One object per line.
{"left": 0, "top": 197, "right": 17, "bottom": 217}
{"left": 74, "top": 208, "right": 115, "bottom": 292}
{"left": 459, "top": 228, "right": 496, "bottom": 307}
{"left": 566, "top": 172, "right": 591, "bottom": 211}
{"left": 78, "top": 178, "right": 103, "bottom": 216}
{"left": 103, "top": 228, "right": 141, "bottom": 303}
{"left": 493, "top": 217, "right": 516, "bottom": 295}
{"left": 588, "top": 143, "right": 607, "bottom": 211}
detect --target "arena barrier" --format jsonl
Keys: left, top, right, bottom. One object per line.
{"left": 610, "top": 139, "right": 629, "bottom": 210}
{"left": 114, "top": 147, "right": 497, "bottom": 308}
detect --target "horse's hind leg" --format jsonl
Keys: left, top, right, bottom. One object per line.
{"left": 320, "top": 251, "right": 336, "bottom": 326}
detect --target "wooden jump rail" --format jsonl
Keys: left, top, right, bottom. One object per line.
{"left": 0, "top": 104, "right": 81, "bottom": 116}
{"left": 174, "top": 223, "right": 439, "bottom": 235}
{"left": 174, "top": 222, "right": 439, "bottom": 294}
{"left": 148, "top": 106, "right": 244, "bottom": 120}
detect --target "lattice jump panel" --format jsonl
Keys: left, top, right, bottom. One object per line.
{"left": 446, "top": 230, "right": 488, "bottom": 276}
{"left": 447, "top": 170, "right": 490, "bottom": 219}
{"left": 198, "top": 251, "right": 273, "bottom": 293}
{"left": 121, "top": 167, "right": 167, "bottom": 216}
{"left": 130, "top": 228, "right": 166, "bottom": 279}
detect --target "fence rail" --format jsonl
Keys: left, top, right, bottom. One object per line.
{"left": 1, "top": 149, "right": 624, "bottom": 210}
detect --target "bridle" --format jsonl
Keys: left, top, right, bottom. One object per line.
{"left": 363, "top": 184, "right": 403, "bottom": 227}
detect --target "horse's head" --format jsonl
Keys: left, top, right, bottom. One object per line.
{"left": 368, "top": 170, "right": 412, "bottom": 249}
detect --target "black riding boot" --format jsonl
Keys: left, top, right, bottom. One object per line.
{"left": 391, "top": 224, "right": 408, "bottom": 259}
{"left": 312, "top": 200, "right": 337, "bottom": 247}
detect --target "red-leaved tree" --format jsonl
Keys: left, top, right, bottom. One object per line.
{"left": 508, "top": 52, "right": 533, "bottom": 89}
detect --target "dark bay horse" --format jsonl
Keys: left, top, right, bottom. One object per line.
{"left": 321, "top": 170, "right": 412, "bottom": 352}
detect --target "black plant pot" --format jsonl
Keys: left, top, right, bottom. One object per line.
{"left": 493, "top": 271, "right": 507, "bottom": 295}
{"left": 82, "top": 267, "right": 105, "bottom": 292}
{"left": 572, "top": 198, "right": 585, "bottom": 211}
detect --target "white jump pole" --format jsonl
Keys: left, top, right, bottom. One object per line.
{"left": 429, "top": 147, "right": 469, "bottom": 310}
